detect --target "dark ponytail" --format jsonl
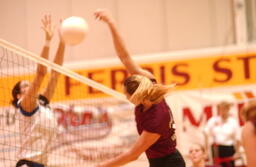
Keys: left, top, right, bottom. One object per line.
{"left": 11, "top": 81, "right": 21, "bottom": 108}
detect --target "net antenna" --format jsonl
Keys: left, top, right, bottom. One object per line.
{"left": 0, "top": 39, "right": 127, "bottom": 102}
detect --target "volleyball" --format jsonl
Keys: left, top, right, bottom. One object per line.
{"left": 60, "top": 16, "right": 89, "bottom": 46}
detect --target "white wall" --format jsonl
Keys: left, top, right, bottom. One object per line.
{"left": 0, "top": 0, "right": 235, "bottom": 63}
{"left": 0, "top": 0, "right": 27, "bottom": 48}
{"left": 166, "top": 0, "right": 235, "bottom": 50}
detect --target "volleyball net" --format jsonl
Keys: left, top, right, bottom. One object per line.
{"left": 0, "top": 39, "right": 138, "bottom": 167}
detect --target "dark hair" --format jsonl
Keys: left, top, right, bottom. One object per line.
{"left": 11, "top": 81, "right": 22, "bottom": 108}
{"left": 123, "top": 75, "right": 140, "bottom": 95}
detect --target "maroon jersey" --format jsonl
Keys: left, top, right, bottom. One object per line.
{"left": 135, "top": 100, "right": 176, "bottom": 159}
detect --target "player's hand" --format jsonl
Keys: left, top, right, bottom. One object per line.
{"left": 41, "top": 14, "right": 55, "bottom": 41}
{"left": 94, "top": 9, "right": 115, "bottom": 24}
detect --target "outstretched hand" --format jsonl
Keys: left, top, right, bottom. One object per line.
{"left": 94, "top": 9, "right": 115, "bottom": 24}
{"left": 41, "top": 14, "right": 55, "bottom": 41}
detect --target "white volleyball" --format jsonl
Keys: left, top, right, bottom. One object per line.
{"left": 60, "top": 16, "right": 89, "bottom": 45}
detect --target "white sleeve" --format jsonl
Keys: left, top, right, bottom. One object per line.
{"left": 204, "top": 117, "right": 215, "bottom": 135}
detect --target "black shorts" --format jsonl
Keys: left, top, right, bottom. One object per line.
{"left": 211, "top": 144, "right": 235, "bottom": 167}
{"left": 16, "top": 159, "right": 45, "bottom": 167}
{"left": 148, "top": 150, "right": 186, "bottom": 167}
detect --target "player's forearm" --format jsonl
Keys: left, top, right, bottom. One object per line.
{"left": 48, "top": 41, "right": 65, "bottom": 86}
{"left": 42, "top": 73, "right": 58, "bottom": 101}
{"left": 34, "top": 44, "right": 50, "bottom": 91}
{"left": 107, "top": 22, "right": 143, "bottom": 76}
{"left": 41, "top": 40, "right": 51, "bottom": 59}
{"left": 43, "top": 41, "right": 65, "bottom": 100}
{"left": 107, "top": 21, "right": 130, "bottom": 62}
{"left": 54, "top": 41, "right": 65, "bottom": 65}
{"left": 37, "top": 42, "right": 51, "bottom": 76}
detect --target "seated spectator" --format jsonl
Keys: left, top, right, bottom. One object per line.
{"left": 189, "top": 143, "right": 214, "bottom": 167}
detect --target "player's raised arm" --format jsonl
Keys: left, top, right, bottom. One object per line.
{"left": 20, "top": 15, "right": 53, "bottom": 112}
{"left": 94, "top": 9, "right": 155, "bottom": 79}
{"left": 42, "top": 21, "right": 66, "bottom": 102}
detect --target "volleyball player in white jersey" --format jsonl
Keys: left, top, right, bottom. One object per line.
{"left": 11, "top": 15, "right": 65, "bottom": 167}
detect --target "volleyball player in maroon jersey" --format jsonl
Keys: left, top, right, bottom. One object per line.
{"left": 94, "top": 9, "right": 186, "bottom": 167}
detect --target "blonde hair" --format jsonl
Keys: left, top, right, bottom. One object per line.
{"left": 124, "top": 75, "right": 175, "bottom": 105}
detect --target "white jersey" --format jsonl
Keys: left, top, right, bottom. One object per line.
{"left": 204, "top": 116, "right": 240, "bottom": 146}
{"left": 17, "top": 100, "right": 58, "bottom": 164}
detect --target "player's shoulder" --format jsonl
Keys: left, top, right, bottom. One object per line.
{"left": 151, "top": 99, "right": 170, "bottom": 113}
